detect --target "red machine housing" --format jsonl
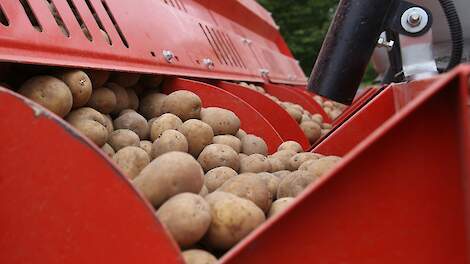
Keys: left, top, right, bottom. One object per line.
{"left": 0, "top": 1, "right": 469, "bottom": 263}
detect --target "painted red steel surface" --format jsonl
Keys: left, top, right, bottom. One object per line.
{"left": 221, "top": 65, "right": 470, "bottom": 264}
{"left": 162, "top": 77, "right": 283, "bottom": 153}
{"left": 0, "top": 0, "right": 306, "bottom": 85}
{"left": 216, "top": 81, "right": 310, "bottom": 150}
{"left": 263, "top": 83, "right": 332, "bottom": 122}
{"left": 0, "top": 88, "right": 183, "bottom": 264}
{"left": 332, "top": 87, "right": 380, "bottom": 127}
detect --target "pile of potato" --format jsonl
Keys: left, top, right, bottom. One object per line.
{"left": 238, "top": 82, "right": 332, "bottom": 142}
{"left": 313, "top": 95, "right": 347, "bottom": 120}
{"left": 10, "top": 67, "right": 343, "bottom": 263}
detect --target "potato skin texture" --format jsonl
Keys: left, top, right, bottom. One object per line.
{"left": 133, "top": 152, "right": 204, "bottom": 208}
{"left": 101, "top": 143, "right": 115, "bottom": 158}
{"left": 271, "top": 150, "right": 297, "bottom": 170}
{"left": 203, "top": 192, "right": 265, "bottom": 250}
{"left": 218, "top": 173, "right": 272, "bottom": 213}
{"left": 156, "top": 193, "right": 211, "bottom": 248}
{"left": 113, "top": 146, "right": 150, "bottom": 180}
{"left": 182, "top": 249, "right": 217, "bottom": 264}
{"left": 107, "top": 129, "right": 140, "bottom": 151}
{"left": 139, "top": 140, "right": 152, "bottom": 156}
{"left": 303, "top": 156, "right": 342, "bottom": 177}
{"left": 87, "top": 87, "right": 117, "bottom": 114}
{"left": 213, "top": 135, "right": 241, "bottom": 153}
{"left": 113, "top": 111, "right": 149, "bottom": 139}
{"left": 19, "top": 75, "right": 73, "bottom": 117}
{"left": 87, "top": 69, "right": 110, "bottom": 88}
{"left": 57, "top": 70, "right": 92, "bottom": 108}
{"left": 150, "top": 113, "right": 183, "bottom": 141}
{"left": 200, "top": 107, "right": 240, "bottom": 135}
{"left": 239, "top": 154, "right": 270, "bottom": 173}
{"left": 268, "top": 197, "right": 295, "bottom": 218}
{"left": 241, "top": 134, "right": 268, "bottom": 156}
{"left": 278, "top": 141, "right": 303, "bottom": 153}
{"left": 288, "top": 152, "right": 320, "bottom": 171}
{"left": 277, "top": 170, "right": 318, "bottom": 199}
{"left": 110, "top": 72, "right": 140, "bottom": 87}
{"left": 300, "top": 121, "right": 322, "bottom": 144}
{"left": 178, "top": 119, "right": 214, "bottom": 158}
{"left": 107, "top": 82, "right": 129, "bottom": 115}
{"left": 151, "top": 129, "right": 188, "bottom": 159}
{"left": 204, "top": 166, "right": 237, "bottom": 193}
{"left": 161, "top": 90, "right": 202, "bottom": 121}
{"left": 66, "top": 107, "right": 109, "bottom": 146}
{"left": 139, "top": 92, "right": 167, "bottom": 119}
{"left": 197, "top": 144, "right": 240, "bottom": 172}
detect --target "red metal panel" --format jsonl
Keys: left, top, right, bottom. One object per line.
{"left": 216, "top": 81, "right": 310, "bottom": 150}
{"left": 263, "top": 83, "right": 331, "bottom": 122}
{"left": 0, "top": 0, "right": 306, "bottom": 85}
{"left": 0, "top": 88, "right": 182, "bottom": 264}
{"left": 162, "top": 78, "right": 283, "bottom": 154}
{"left": 332, "top": 87, "right": 380, "bottom": 127}
{"left": 220, "top": 65, "right": 470, "bottom": 264}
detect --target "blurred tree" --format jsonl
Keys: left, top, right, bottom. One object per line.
{"left": 258, "top": 0, "right": 339, "bottom": 75}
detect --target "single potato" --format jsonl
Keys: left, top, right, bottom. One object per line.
{"left": 87, "top": 86, "right": 117, "bottom": 114}
{"left": 107, "top": 129, "right": 140, "bottom": 151}
{"left": 113, "top": 110, "right": 149, "bottom": 139}
{"left": 241, "top": 134, "right": 268, "bottom": 156}
{"left": 277, "top": 141, "right": 303, "bottom": 153}
{"left": 277, "top": 170, "right": 318, "bottom": 199}
{"left": 239, "top": 154, "right": 270, "bottom": 173}
{"left": 197, "top": 144, "right": 240, "bottom": 172}
{"left": 66, "top": 107, "right": 109, "bottom": 146}
{"left": 268, "top": 197, "right": 295, "bottom": 218}
{"left": 113, "top": 146, "right": 150, "bottom": 180}
{"left": 212, "top": 135, "right": 241, "bottom": 153}
{"left": 182, "top": 249, "right": 217, "bottom": 264}
{"left": 201, "top": 107, "right": 240, "bottom": 135}
{"left": 56, "top": 70, "right": 92, "bottom": 108}
{"left": 150, "top": 113, "right": 183, "bottom": 141}
{"left": 161, "top": 90, "right": 202, "bottom": 121}
{"left": 204, "top": 166, "right": 237, "bottom": 193}
{"left": 178, "top": 119, "right": 214, "bottom": 158}
{"left": 151, "top": 129, "right": 188, "bottom": 159}
{"left": 139, "top": 92, "right": 167, "bottom": 119}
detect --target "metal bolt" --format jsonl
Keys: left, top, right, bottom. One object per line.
{"left": 377, "top": 37, "right": 394, "bottom": 50}
{"left": 407, "top": 12, "right": 422, "bottom": 27}
{"left": 162, "top": 50, "right": 174, "bottom": 63}
{"left": 203, "top": 58, "right": 214, "bottom": 69}
{"left": 242, "top": 38, "right": 252, "bottom": 45}
{"left": 260, "top": 69, "right": 269, "bottom": 78}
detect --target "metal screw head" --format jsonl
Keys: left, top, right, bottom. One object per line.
{"left": 162, "top": 50, "right": 174, "bottom": 63}
{"left": 407, "top": 12, "right": 422, "bottom": 27}
{"left": 202, "top": 58, "right": 214, "bottom": 69}
{"left": 260, "top": 69, "right": 269, "bottom": 77}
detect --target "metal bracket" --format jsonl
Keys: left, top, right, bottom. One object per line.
{"left": 399, "top": 30, "right": 438, "bottom": 80}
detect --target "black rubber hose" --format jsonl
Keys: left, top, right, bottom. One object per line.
{"left": 438, "top": 0, "right": 463, "bottom": 71}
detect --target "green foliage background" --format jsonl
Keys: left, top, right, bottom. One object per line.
{"left": 258, "top": 0, "right": 377, "bottom": 83}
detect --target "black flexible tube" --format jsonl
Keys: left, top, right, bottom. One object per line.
{"left": 438, "top": 0, "right": 463, "bottom": 71}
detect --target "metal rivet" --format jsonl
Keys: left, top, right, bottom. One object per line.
{"left": 203, "top": 58, "right": 214, "bottom": 69}
{"left": 242, "top": 38, "right": 252, "bottom": 45}
{"left": 162, "top": 50, "right": 174, "bottom": 63}
{"left": 260, "top": 69, "right": 269, "bottom": 77}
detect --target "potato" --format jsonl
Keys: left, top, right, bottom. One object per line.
{"left": 133, "top": 152, "right": 204, "bottom": 207}
{"left": 241, "top": 134, "right": 268, "bottom": 155}
{"left": 239, "top": 153, "right": 248, "bottom": 160}
{"left": 240, "top": 154, "right": 270, "bottom": 173}
{"left": 86, "top": 69, "right": 110, "bottom": 89}
{"left": 301, "top": 114, "right": 311, "bottom": 123}
{"left": 66, "top": 107, "right": 108, "bottom": 146}
{"left": 113, "top": 146, "right": 150, "bottom": 180}
{"left": 107, "top": 129, "right": 140, "bottom": 151}
{"left": 151, "top": 129, "right": 188, "bottom": 159}
{"left": 236, "top": 128, "right": 247, "bottom": 139}
{"left": 197, "top": 144, "right": 240, "bottom": 172}
{"left": 311, "top": 113, "right": 323, "bottom": 124}
{"left": 56, "top": 70, "right": 92, "bottom": 108}
{"left": 321, "top": 129, "right": 331, "bottom": 137}
{"left": 139, "top": 140, "right": 152, "bottom": 156}
{"left": 257, "top": 172, "right": 281, "bottom": 199}
{"left": 300, "top": 121, "right": 322, "bottom": 144}
{"left": 277, "top": 170, "right": 318, "bottom": 199}
{"left": 140, "top": 75, "right": 163, "bottom": 89}
{"left": 267, "top": 156, "right": 285, "bottom": 172}
{"left": 298, "top": 159, "right": 317, "bottom": 171}
{"left": 303, "top": 156, "right": 342, "bottom": 177}
{"left": 160, "top": 90, "right": 201, "bottom": 121}
{"left": 156, "top": 193, "right": 211, "bottom": 248}
{"left": 87, "top": 86, "right": 117, "bottom": 114}
{"left": 107, "top": 82, "right": 129, "bottom": 114}
{"left": 102, "top": 114, "right": 114, "bottom": 134}
{"left": 150, "top": 113, "right": 183, "bottom": 141}
{"left": 178, "top": 119, "right": 214, "bottom": 157}
{"left": 101, "top": 143, "right": 115, "bottom": 158}
{"left": 19, "top": 75, "right": 73, "bottom": 117}
{"left": 113, "top": 111, "right": 149, "bottom": 139}
{"left": 322, "top": 123, "right": 332, "bottom": 129}
{"left": 139, "top": 92, "right": 167, "bottom": 119}
{"left": 111, "top": 72, "right": 140, "bottom": 87}
{"left": 286, "top": 107, "right": 302, "bottom": 123}
{"left": 273, "top": 170, "right": 291, "bottom": 179}
{"left": 201, "top": 107, "right": 240, "bottom": 135}
{"left": 204, "top": 166, "right": 237, "bottom": 193}
{"left": 271, "top": 150, "right": 297, "bottom": 169}
{"left": 199, "top": 185, "right": 209, "bottom": 197}
{"left": 288, "top": 152, "right": 320, "bottom": 171}
{"left": 278, "top": 141, "right": 303, "bottom": 153}
{"left": 212, "top": 135, "right": 241, "bottom": 153}
{"left": 126, "top": 88, "right": 139, "bottom": 110}
{"left": 203, "top": 192, "right": 265, "bottom": 250}
{"left": 182, "top": 249, "right": 217, "bottom": 264}
{"left": 268, "top": 197, "right": 294, "bottom": 218}
{"left": 218, "top": 173, "right": 272, "bottom": 213}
